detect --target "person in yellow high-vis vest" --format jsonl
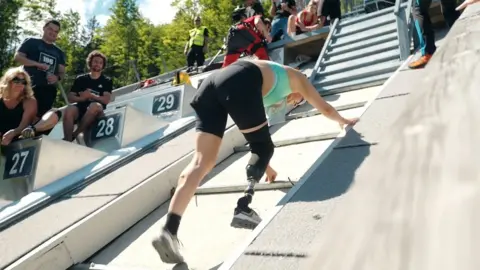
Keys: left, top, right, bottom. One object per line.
{"left": 184, "top": 16, "right": 209, "bottom": 70}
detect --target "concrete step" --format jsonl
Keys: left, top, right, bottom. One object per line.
{"left": 314, "top": 60, "right": 401, "bottom": 87}
{"left": 288, "top": 86, "right": 382, "bottom": 119}
{"left": 324, "top": 38, "right": 399, "bottom": 65}
{"left": 234, "top": 106, "right": 366, "bottom": 152}
{"left": 338, "top": 4, "right": 401, "bottom": 27}
{"left": 335, "top": 13, "right": 396, "bottom": 37}
{"left": 318, "top": 49, "right": 400, "bottom": 77}
{"left": 330, "top": 23, "right": 397, "bottom": 49}
{"left": 329, "top": 32, "right": 398, "bottom": 56}
{"left": 316, "top": 72, "right": 394, "bottom": 96}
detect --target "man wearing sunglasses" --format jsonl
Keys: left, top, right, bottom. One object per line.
{"left": 14, "top": 18, "right": 66, "bottom": 138}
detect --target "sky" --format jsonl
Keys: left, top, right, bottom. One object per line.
{"left": 55, "top": 0, "right": 178, "bottom": 27}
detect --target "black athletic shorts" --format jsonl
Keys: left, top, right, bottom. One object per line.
{"left": 73, "top": 101, "right": 106, "bottom": 125}
{"left": 190, "top": 60, "right": 267, "bottom": 138}
{"left": 74, "top": 102, "right": 89, "bottom": 123}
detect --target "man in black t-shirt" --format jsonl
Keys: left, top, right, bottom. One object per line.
{"left": 14, "top": 19, "right": 67, "bottom": 138}
{"left": 270, "top": 0, "right": 297, "bottom": 42}
{"left": 62, "top": 51, "right": 113, "bottom": 142}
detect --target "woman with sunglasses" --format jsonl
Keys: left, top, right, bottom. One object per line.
{"left": 152, "top": 59, "right": 358, "bottom": 264}
{"left": 0, "top": 67, "right": 37, "bottom": 145}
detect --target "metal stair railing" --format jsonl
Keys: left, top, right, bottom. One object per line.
{"left": 394, "top": 0, "right": 411, "bottom": 60}
{"left": 308, "top": 18, "right": 341, "bottom": 84}
{"left": 405, "top": 0, "right": 418, "bottom": 49}
{"left": 394, "top": 0, "right": 417, "bottom": 60}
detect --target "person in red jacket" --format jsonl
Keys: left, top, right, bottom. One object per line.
{"left": 222, "top": 7, "right": 272, "bottom": 68}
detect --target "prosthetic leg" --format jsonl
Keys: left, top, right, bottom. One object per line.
{"left": 231, "top": 125, "right": 274, "bottom": 229}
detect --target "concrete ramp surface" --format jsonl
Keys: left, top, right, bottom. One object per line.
{"left": 0, "top": 136, "right": 106, "bottom": 203}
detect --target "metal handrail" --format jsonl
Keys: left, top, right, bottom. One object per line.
{"left": 394, "top": 0, "right": 411, "bottom": 60}
{"left": 406, "top": 0, "right": 415, "bottom": 25}
{"left": 405, "top": 0, "right": 418, "bottom": 50}
{"left": 394, "top": 0, "right": 402, "bottom": 14}
{"left": 309, "top": 18, "right": 340, "bottom": 84}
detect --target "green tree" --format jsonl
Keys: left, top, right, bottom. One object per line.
{"left": 262, "top": 0, "right": 273, "bottom": 18}
{"left": 197, "top": 0, "right": 237, "bottom": 54}
{"left": 101, "top": 0, "right": 144, "bottom": 87}
{"left": 136, "top": 21, "right": 162, "bottom": 77}
{"left": 161, "top": 0, "right": 236, "bottom": 68}
{"left": 20, "top": 0, "right": 60, "bottom": 37}
{"left": 6, "top": 0, "right": 270, "bottom": 91}
{"left": 84, "top": 16, "right": 102, "bottom": 53}
{"left": 0, "top": 0, "right": 23, "bottom": 73}
{"left": 56, "top": 10, "right": 85, "bottom": 73}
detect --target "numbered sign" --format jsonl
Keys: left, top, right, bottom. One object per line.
{"left": 91, "top": 113, "right": 121, "bottom": 141}
{"left": 3, "top": 146, "right": 37, "bottom": 180}
{"left": 151, "top": 90, "right": 181, "bottom": 115}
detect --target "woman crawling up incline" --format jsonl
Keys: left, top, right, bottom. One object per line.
{"left": 152, "top": 59, "right": 358, "bottom": 264}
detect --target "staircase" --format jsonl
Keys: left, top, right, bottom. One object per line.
{"left": 310, "top": 3, "right": 409, "bottom": 95}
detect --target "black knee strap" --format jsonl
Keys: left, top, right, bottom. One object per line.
{"left": 244, "top": 125, "right": 274, "bottom": 182}
{"left": 243, "top": 124, "right": 271, "bottom": 144}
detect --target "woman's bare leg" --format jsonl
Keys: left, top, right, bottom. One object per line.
{"left": 152, "top": 131, "right": 222, "bottom": 264}
{"left": 21, "top": 109, "right": 61, "bottom": 138}
{"left": 168, "top": 132, "right": 222, "bottom": 216}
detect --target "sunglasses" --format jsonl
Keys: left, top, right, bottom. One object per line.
{"left": 11, "top": 77, "right": 27, "bottom": 85}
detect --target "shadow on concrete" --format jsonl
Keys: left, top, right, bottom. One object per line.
{"left": 285, "top": 128, "right": 372, "bottom": 204}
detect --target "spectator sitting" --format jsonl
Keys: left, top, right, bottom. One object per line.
{"left": 270, "top": 0, "right": 298, "bottom": 42}
{"left": 0, "top": 67, "right": 37, "bottom": 145}
{"left": 62, "top": 51, "right": 113, "bottom": 142}
{"left": 287, "top": 1, "right": 323, "bottom": 37}
{"left": 235, "top": 0, "right": 266, "bottom": 17}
